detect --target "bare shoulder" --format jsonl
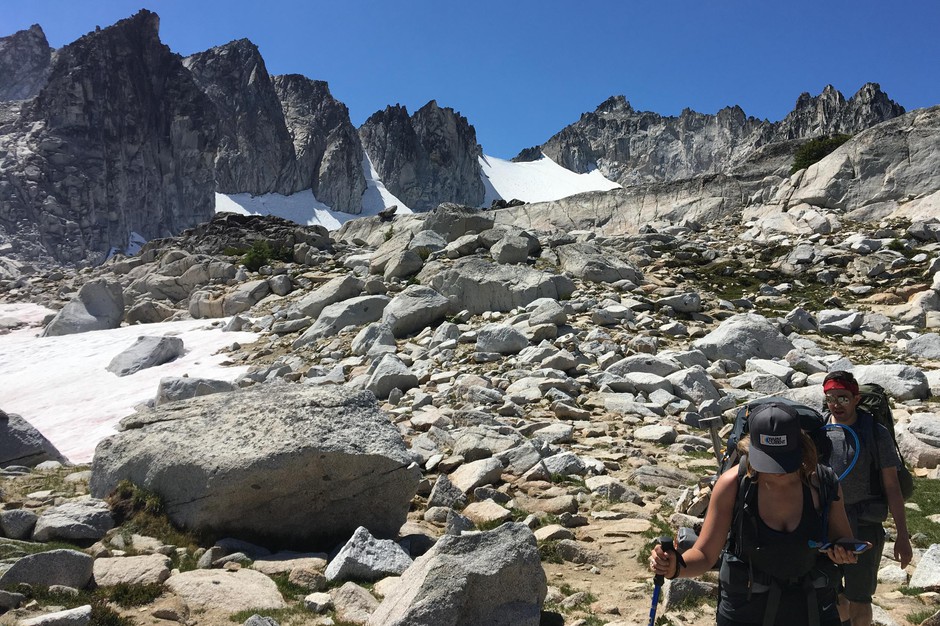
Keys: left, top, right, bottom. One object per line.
{"left": 712, "top": 466, "right": 742, "bottom": 504}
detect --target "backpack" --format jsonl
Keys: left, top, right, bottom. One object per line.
{"left": 856, "top": 383, "right": 915, "bottom": 500}
{"left": 678, "top": 399, "right": 832, "bottom": 548}
{"left": 719, "top": 397, "right": 832, "bottom": 476}
{"left": 719, "top": 462, "right": 841, "bottom": 626}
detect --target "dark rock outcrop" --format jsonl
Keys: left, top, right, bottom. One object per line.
{"left": 0, "top": 24, "right": 53, "bottom": 101}
{"left": 359, "top": 100, "right": 484, "bottom": 211}
{"left": 273, "top": 74, "right": 366, "bottom": 212}
{"left": 0, "top": 409, "right": 68, "bottom": 467}
{"left": 773, "top": 83, "right": 906, "bottom": 141}
{"left": 527, "top": 84, "right": 905, "bottom": 186}
{"left": 138, "top": 212, "right": 331, "bottom": 259}
{"left": 0, "top": 10, "right": 218, "bottom": 265}
{"left": 183, "top": 39, "right": 295, "bottom": 196}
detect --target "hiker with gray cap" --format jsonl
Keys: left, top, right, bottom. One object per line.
{"left": 650, "top": 402, "right": 864, "bottom": 625}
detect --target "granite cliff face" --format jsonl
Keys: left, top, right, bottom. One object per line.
{"left": 0, "top": 10, "right": 218, "bottom": 265}
{"left": 527, "top": 84, "right": 905, "bottom": 186}
{"left": 0, "top": 25, "right": 53, "bottom": 102}
{"left": 183, "top": 40, "right": 296, "bottom": 196}
{"left": 273, "top": 74, "right": 366, "bottom": 213}
{"left": 359, "top": 100, "right": 484, "bottom": 211}
{"left": 181, "top": 45, "right": 367, "bottom": 212}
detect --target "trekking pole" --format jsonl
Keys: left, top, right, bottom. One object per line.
{"left": 648, "top": 536, "right": 676, "bottom": 626}
{"left": 699, "top": 415, "right": 724, "bottom": 466}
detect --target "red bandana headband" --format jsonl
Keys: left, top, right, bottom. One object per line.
{"left": 823, "top": 378, "right": 859, "bottom": 395}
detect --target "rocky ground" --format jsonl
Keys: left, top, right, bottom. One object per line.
{"left": 3, "top": 205, "right": 940, "bottom": 626}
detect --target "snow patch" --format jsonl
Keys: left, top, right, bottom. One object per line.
{"left": 0, "top": 310, "right": 258, "bottom": 463}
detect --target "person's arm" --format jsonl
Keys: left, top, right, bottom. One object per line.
{"left": 650, "top": 467, "right": 738, "bottom": 579}
{"left": 882, "top": 466, "right": 913, "bottom": 568}
{"left": 875, "top": 425, "right": 913, "bottom": 568}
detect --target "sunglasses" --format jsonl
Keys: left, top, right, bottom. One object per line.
{"left": 824, "top": 395, "right": 852, "bottom": 406}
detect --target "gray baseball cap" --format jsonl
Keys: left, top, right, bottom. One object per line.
{"left": 748, "top": 402, "right": 801, "bottom": 474}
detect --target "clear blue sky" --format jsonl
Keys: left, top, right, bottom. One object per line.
{"left": 4, "top": 0, "right": 939, "bottom": 159}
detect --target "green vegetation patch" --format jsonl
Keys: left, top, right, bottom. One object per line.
{"left": 15, "top": 583, "right": 162, "bottom": 623}
{"left": 905, "top": 476, "right": 940, "bottom": 546}
{"left": 791, "top": 134, "right": 852, "bottom": 174}
{"left": 906, "top": 608, "right": 938, "bottom": 625}
{"left": 105, "top": 480, "right": 205, "bottom": 555}
{"left": 229, "top": 606, "right": 311, "bottom": 624}
{"left": 538, "top": 539, "right": 564, "bottom": 564}
{"left": 0, "top": 538, "right": 83, "bottom": 561}
{"left": 241, "top": 239, "right": 293, "bottom": 272}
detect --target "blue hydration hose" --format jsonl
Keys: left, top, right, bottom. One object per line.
{"left": 824, "top": 423, "right": 861, "bottom": 481}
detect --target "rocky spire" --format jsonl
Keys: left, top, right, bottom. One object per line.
{"left": 359, "top": 100, "right": 484, "bottom": 211}
{"left": 183, "top": 39, "right": 296, "bottom": 195}
{"left": 272, "top": 74, "right": 367, "bottom": 213}
{"left": 0, "top": 24, "right": 52, "bottom": 101}
{"left": 770, "top": 83, "right": 905, "bottom": 143}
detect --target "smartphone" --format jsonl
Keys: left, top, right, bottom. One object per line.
{"left": 809, "top": 539, "right": 872, "bottom": 554}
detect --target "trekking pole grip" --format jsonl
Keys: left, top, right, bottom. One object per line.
{"left": 654, "top": 536, "right": 676, "bottom": 585}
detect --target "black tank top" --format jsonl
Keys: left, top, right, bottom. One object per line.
{"left": 718, "top": 480, "right": 839, "bottom": 625}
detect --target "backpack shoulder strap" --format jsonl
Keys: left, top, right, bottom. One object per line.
{"left": 727, "top": 462, "right": 752, "bottom": 556}
{"left": 814, "top": 463, "right": 839, "bottom": 541}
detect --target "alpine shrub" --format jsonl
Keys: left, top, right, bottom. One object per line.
{"left": 791, "top": 134, "right": 852, "bottom": 174}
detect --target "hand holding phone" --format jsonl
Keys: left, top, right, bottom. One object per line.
{"left": 808, "top": 539, "right": 872, "bottom": 554}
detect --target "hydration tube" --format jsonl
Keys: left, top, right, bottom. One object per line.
{"left": 824, "top": 423, "right": 861, "bottom": 481}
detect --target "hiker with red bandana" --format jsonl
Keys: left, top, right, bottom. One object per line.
{"left": 823, "top": 371, "right": 913, "bottom": 626}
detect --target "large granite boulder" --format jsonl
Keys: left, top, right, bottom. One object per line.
{"left": 366, "top": 523, "right": 546, "bottom": 626}
{"left": 293, "top": 295, "right": 391, "bottom": 347}
{"left": 89, "top": 385, "right": 420, "bottom": 547}
{"left": 0, "top": 409, "right": 67, "bottom": 468}
{"left": 32, "top": 498, "right": 114, "bottom": 542}
{"left": 106, "top": 336, "right": 185, "bottom": 377}
{"left": 555, "top": 242, "right": 642, "bottom": 284}
{"left": 155, "top": 377, "right": 236, "bottom": 406}
{"left": 165, "top": 569, "right": 285, "bottom": 613}
{"left": 692, "top": 313, "right": 794, "bottom": 366}
{"left": 418, "top": 257, "right": 575, "bottom": 315}
{"left": 381, "top": 285, "right": 450, "bottom": 338}
{"left": 0, "top": 549, "right": 93, "bottom": 589}
{"left": 42, "top": 279, "right": 125, "bottom": 337}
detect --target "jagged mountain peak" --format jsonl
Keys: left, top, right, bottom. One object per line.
{"left": 360, "top": 99, "right": 484, "bottom": 211}
{"left": 0, "top": 22, "right": 52, "bottom": 101}
{"left": 0, "top": 7, "right": 218, "bottom": 264}
{"left": 195, "top": 37, "right": 261, "bottom": 57}
{"left": 596, "top": 95, "right": 632, "bottom": 114}
{"left": 81, "top": 8, "right": 161, "bottom": 45}
{"left": 275, "top": 73, "right": 331, "bottom": 94}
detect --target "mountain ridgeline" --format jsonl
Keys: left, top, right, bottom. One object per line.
{"left": 519, "top": 85, "right": 906, "bottom": 186}
{"left": 0, "top": 9, "right": 914, "bottom": 265}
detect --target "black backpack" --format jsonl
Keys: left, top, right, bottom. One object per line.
{"left": 856, "top": 383, "right": 915, "bottom": 500}
{"left": 719, "top": 397, "right": 832, "bottom": 475}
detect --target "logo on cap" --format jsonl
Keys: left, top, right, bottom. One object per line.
{"left": 759, "top": 434, "right": 788, "bottom": 446}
